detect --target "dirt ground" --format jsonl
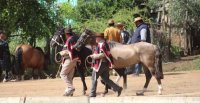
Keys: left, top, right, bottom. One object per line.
{"left": 0, "top": 70, "right": 200, "bottom": 97}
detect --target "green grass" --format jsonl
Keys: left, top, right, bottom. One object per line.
{"left": 193, "top": 58, "right": 200, "bottom": 70}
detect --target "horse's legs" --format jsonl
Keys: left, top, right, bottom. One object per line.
{"left": 115, "top": 75, "right": 121, "bottom": 84}
{"left": 114, "top": 68, "right": 127, "bottom": 89}
{"left": 136, "top": 67, "right": 152, "bottom": 95}
{"left": 156, "top": 78, "right": 163, "bottom": 95}
{"left": 31, "top": 68, "right": 34, "bottom": 80}
{"left": 76, "top": 66, "right": 87, "bottom": 95}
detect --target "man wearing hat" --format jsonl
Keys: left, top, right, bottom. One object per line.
{"left": 60, "top": 27, "right": 80, "bottom": 96}
{"left": 130, "top": 17, "right": 151, "bottom": 76}
{"left": 0, "top": 30, "right": 11, "bottom": 82}
{"left": 104, "top": 19, "right": 121, "bottom": 43}
{"left": 104, "top": 19, "right": 121, "bottom": 76}
{"left": 89, "top": 33, "right": 123, "bottom": 97}
{"left": 116, "top": 22, "right": 130, "bottom": 44}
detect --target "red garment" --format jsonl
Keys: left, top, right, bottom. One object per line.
{"left": 65, "top": 36, "right": 76, "bottom": 60}
{"left": 92, "top": 41, "right": 113, "bottom": 72}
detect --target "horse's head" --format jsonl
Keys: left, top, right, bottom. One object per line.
{"left": 50, "top": 27, "right": 66, "bottom": 48}
{"left": 73, "top": 29, "right": 96, "bottom": 51}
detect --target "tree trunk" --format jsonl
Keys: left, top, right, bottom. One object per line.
{"left": 45, "top": 35, "right": 51, "bottom": 64}
{"left": 167, "top": 18, "right": 171, "bottom": 60}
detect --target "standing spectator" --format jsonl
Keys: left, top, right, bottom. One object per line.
{"left": 130, "top": 17, "right": 151, "bottom": 76}
{"left": 104, "top": 19, "right": 121, "bottom": 76}
{"left": 0, "top": 30, "right": 11, "bottom": 82}
{"left": 116, "top": 22, "right": 130, "bottom": 44}
{"left": 104, "top": 19, "right": 121, "bottom": 43}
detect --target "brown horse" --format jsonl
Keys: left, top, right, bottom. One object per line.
{"left": 73, "top": 29, "right": 164, "bottom": 95}
{"left": 15, "top": 44, "right": 48, "bottom": 80}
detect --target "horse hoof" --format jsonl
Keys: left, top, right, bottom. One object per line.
{"left": 82, "top": 91, "right": 86, "bottom": 95}
{"left": 101, "top": 93, "right": 106, "bottom": 97}
{"left": 2, "top": 78, "right": 8, "bottom": 83}
{"left": 136, "top": 92, "right": 144, "bottom": 96}
{"left": 123, "top": 86, "right": 127, "bottom": 90}
{"left": 158, "top": 91, "right": 162, "bottom": 95}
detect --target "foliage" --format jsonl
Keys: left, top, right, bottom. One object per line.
{"left": 171, "top": 45, "right": 181, "bottom": 58}
{"left": 169, "top": 0, "right": 200, "bottom": 27}
{"left": 0, "top": 0, "right": 57, "bottom": 46}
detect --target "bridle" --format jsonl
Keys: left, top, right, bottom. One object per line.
{"left": 51, "top": 34, "right": 65, "bottom": 47}
{"left": 51, "top": 32, "right": 66, "bottom": 63}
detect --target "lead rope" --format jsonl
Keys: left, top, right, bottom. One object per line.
{"left": 54, "top": 46, "right": 62, "bottom": 63}
{"left": 85, "top": 56, "right": 93, "bottom": 70}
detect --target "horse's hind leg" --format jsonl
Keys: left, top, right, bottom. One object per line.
{"left": 156, "top": 78, "right": 163, "bottom": 95}
{"left": 115, "top": 68, "right": 127, "bottom": 89}
{"left": 136, "top": 67, "right": 152, "bottom": 96}
{"left": 31, "top": 68, "right": 35, "bottom": 80}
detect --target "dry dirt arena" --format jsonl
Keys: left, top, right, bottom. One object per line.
{"left": 0, "top": 70, "right": 200, "bottom": 97}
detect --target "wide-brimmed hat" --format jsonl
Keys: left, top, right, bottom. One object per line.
{"left": 95, "top": 33, "right": 104, "bottom": 37}
{"left": 64, "top": 27, "right": 73, "bottom": 34}
{"left": 134, "top": 17, "right": 142, "bottom": 23}
{"left": 108, "top": 19, "right": 115, "bottom": 24}
{"left": 116, "top": 22, "right": 125, "bottom": 27}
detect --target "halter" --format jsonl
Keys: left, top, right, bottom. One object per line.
{"left": 51, "top": 34, "right": 65, "bottom": 47}
{"left": 51, "top": 34, "right": 66, "bottom": 64}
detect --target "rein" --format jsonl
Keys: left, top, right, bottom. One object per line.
{"left": 52, "top": 34, "right": 66, "bottom": 63}
{"left": 54, "top": 46, "right": 62, "bottom": 63}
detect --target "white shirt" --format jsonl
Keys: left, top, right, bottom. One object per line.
{"left": 140, "top": 29, "right": 147, "bottom": 41}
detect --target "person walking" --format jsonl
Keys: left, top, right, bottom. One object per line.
{"left": 60, "top": 27, "right": 80, "bottom": 96}
{"left": 89, "top": 33, "right": 122, "bottom": 97}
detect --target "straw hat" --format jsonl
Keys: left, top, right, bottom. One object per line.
{"left": 134, "top": 17, "right": 142, "bottom": 23}
{"left": 95, "top": 33, "right": 104, "bottom": 37}
{"left": 108, "top": 19, "right": 115, "bottom": 24}
{"left": 116, "top": 22, "right": 124, "bottom": 27}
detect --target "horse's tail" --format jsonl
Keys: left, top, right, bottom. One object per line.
{"left": 154, "top": 46, "right": 164, "bottom": 79}
{"left": 15, "top": 47, "right": 23, "bottom": 75}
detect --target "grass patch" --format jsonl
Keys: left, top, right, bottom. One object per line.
{"left": 193, "top": 58, "right": 200, "bottom": 70}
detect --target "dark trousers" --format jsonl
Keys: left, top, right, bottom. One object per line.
{"left": 0, "top": 60, "right": 9, "bottom": 79}
{"left": 90, "top": 62, "right": 121, "bottom": 96}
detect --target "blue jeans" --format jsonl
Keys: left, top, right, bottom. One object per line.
{"left": 134, "top": 63, "right": 142, "bottom": 75}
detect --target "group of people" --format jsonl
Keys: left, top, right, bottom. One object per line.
{"left": 59, "top": 16, "right": 151, "bottom": 97}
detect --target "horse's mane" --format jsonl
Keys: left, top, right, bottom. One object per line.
{"left": 107, "top": 41, "right": 123, "bottom": 49}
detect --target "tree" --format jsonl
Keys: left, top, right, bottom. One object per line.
{"left": 0, "top": 0, "right": 57, "bottom": 46}
{"left": 169, "top": 0, "right": 200, "bottom": 55}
